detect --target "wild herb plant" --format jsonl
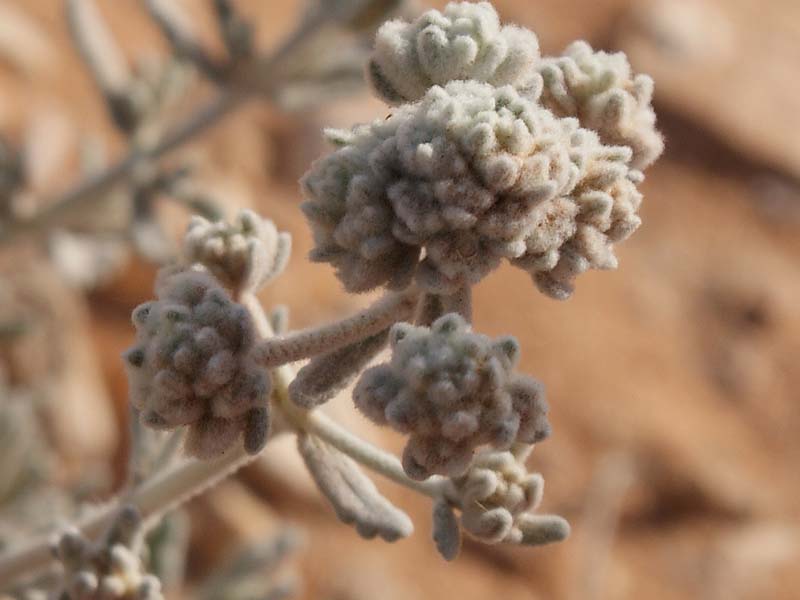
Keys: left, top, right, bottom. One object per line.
{"left": 0, "top": 1, "right": 661, "bottom": 597}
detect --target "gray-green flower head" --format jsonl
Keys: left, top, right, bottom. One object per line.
{"left": 368, "top": 1, "right": 541, "bottom": 105}
{"left": 538, "top": 41, "right": 664, "bottom": 170}
{"left": 447, "top": 451, "right": 569, "bottom": 545}
{"left": 183, "top": 210, "right": 291, "bottom": 293}
{"left": 52, "top": 506, "right": 163, "bottom": 600}
{"left": 302, "top": 80, "right": 640, "bottom": 298}
{"left": 511, "top": 140, "right": 644, "bottom": 300}
{"left": 124, "top": 268, "right": 271, "bottom": 460}
{"left": 353, "top": 314, "right": 550, "bottom": 480}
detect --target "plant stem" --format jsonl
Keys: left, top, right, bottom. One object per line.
{"left": 241, "top": 291, "right": 447, "bottom": 499}
{"left": 441, "top": 287, "right": 472, "bottom": 323}
{"left": 254, "top": 289, "right": 418, "bottom": 367}
{"left": 0, "top": 443, "right": 253, "bottom": 590}
{"left": 0, "top": 88, "right": 247, "bottom": 246}
{"left": 0, "top": 0, "right": 332, "bottom": 247}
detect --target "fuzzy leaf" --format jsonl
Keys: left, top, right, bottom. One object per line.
{"left": 432, "top": 500, "right": 461, "bottom": 561}
{"left": 288, "top": 328, "right": 389, "bottom": 408}
{"left": 297, "top": 434, "right": 412, "bottom": 542}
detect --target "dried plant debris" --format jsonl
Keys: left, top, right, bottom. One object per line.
{"left": 124, "top": 268, "right": 271, "bottom": 459}
{"left": 297, "top": 433, "right": 413, "bottom": 542}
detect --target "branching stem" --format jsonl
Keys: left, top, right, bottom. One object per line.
{"left": 254, "top": 289, "right": 418, "bottom": 367}
{"left": 0, "top": 289, "right": 441, "bottom": 591}
{"left": 241, "top": 292, "right": 446, "bottom": 499}
{"left": 0, "top": 0, "right": 332, "bottom": 246}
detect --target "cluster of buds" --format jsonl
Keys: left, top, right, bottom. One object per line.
{"left": 302, "top": 1, "right": 661, "bottom": 299}
{"left": 354, "top": 314, "right": 549, "bottom": 480}
{"left": 109, "top": 0, "right": 665, "bottom": 568}
{"left": 50, "top": 507, "right": 162, "bottom": 599}
{"left": 431, "top": 450, "right": 569, "bottom": 559}
{"left": 124, "top": 268, "right": 270, "bottom": 459}
{"left": 368, "top": 0, "right": 540, "bottom": 103}
{"left": 538, "top": 40, "right": 664, "bottom": 171}
{"left": 183, "top": 210, "right": 291, "bottom": 293}
{"left": 448, "top": 450, "right": 566, "bottom": 544}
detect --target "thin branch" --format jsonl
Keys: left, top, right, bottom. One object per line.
{"left": 143, "top": 0, "right": 222, "bottom": 80}
{"left": 0, "top": 92, "right": 244, "bottom": 246}
{"left": 0, "top": 1, "right": 334, "bottom": 247}
{"left": 255, "top": 289, "right": 418, "bottom": 367}
{"left": 240, "top": 291, "right": 448, "bottom": 499}
{"left": 441, "top": 287, "right": 472, "bottom": 323}
{"left": 0, "top": 442, "right": 253, "bottom": 590}
{"left": 66, "top": 0, "right": 131, "bottom": 100}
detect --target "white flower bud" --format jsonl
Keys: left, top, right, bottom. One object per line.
{"left": 303, "top": 80, "right": 643, "bottom": 298}
{"left": 183, "top": 210, "right": 291, "bottom": 293}
{"left": 368, "top": 2, "right": 541, "bottom": 104}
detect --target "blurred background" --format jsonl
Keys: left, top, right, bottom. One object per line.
{"left": 0, "top": 0, "right": 798, "bottom": 598}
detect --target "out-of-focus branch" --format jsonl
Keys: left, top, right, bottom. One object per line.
{"left": 143, "top": 0, "right": 224, "bottom": 81}
{"left": 0, "top": 88, "right": 244, "bottom": 246}
{"left": 0, "top": 0, "right": 393, "bottom": 247}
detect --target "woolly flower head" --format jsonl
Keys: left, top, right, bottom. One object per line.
{"left": 511, "top": 144, "right": 643, "bottom": 300}
{"left": 447, "top": 451, "right": 568, "bottom": 545}
{"left": 354, "top": 313, "right": 549, "bottom": 480}
{"left": 183, "top": 210, "right": 291, "bottom": 292}
{"left": 538, "top": 41, "right": 664, "bottom": 170}
{"left": 368, "top": 1, "right": 540, "bottom": 105}
{"left": 51, "top": 506, "right": 162, "bottom": 600}
{"left": 302, "top": 80, "right": 640, "bottom": 297}
{"left": 124, "top": 268, "right": 270, "bottom": 460}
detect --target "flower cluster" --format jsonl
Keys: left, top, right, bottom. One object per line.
{"left": 302, "top": 1, "right": 661, "bottom": 299}
{"left": 183, "top": 209, "right": 291, "bottom": 292}
{"left": 354, "top": 314, "right": 549, "bottom": 480}
{"left": 124, "top": 268, "right": 271, "bottom": 459}
{"left": 368, "top": 1, "right": 540, "bottom": 104}
{"left": 538, "top": 41, "right": 664, "bottom": 170}
{"left": 445, "top": 450, "right": 569, "bottom": 545}
{"left": 511, "top": 142, "right": 643, "bottom": 299}
{"left": 303, "top": 81, "right": 640, "bottom": 297}
{"left": 51, "top": 507, "right": 162, "bottom": 599}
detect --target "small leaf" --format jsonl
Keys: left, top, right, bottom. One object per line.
{"left": 297, "top": 434, "right": 412, "bottom": 542}
{"left": 432, "top": 500, "right": 461, "bottom": 561}
{"left": 288, "top": 328, "right": 389, "bottom": 408}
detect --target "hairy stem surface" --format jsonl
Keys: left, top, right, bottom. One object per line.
{"left": 255, "top": 289, "right": 418, "bottom": 367}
